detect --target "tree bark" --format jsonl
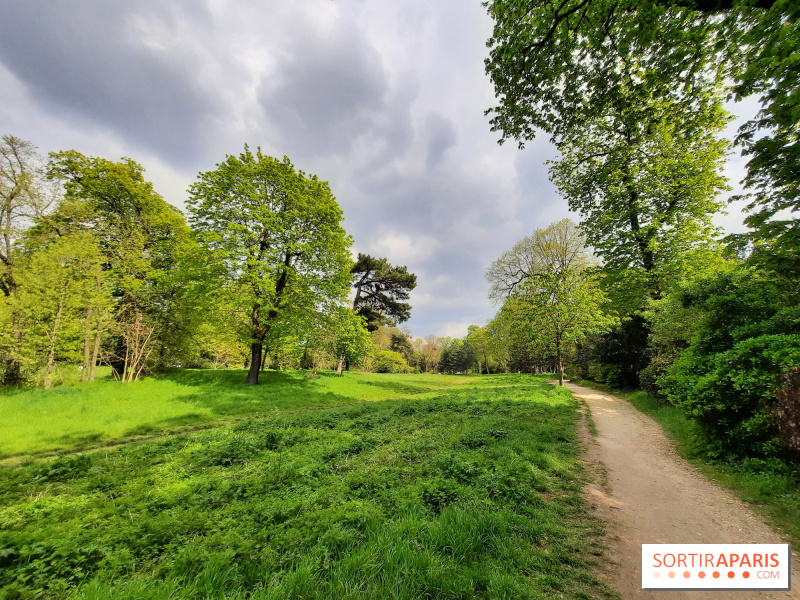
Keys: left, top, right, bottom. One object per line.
{"left": 44, "top": 298, "right": 65, "bottom": 390}
{"left": 337, "top": 351, "right": 345, "bottom": 376}
{"left": 82, "top": 307, "right": 93, "bottom": 381}
{"left": 557, "top": 334, "right": 564, "bottom": 386}
{"left": 90, "top": 317, "right": 101, "bottom": 381}
{"left": 246, "top": 342, "right": 263, "bottom": 384}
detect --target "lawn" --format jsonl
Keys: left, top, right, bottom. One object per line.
{"left": 0, "top": 370, "right": 494, "bottom": 460}
{"left": 0, "top": 372, "right": 615, "bottom": 600}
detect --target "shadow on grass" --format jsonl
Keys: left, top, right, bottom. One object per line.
{"left": 158, "top": 368, "right": 358, "bottom": 417}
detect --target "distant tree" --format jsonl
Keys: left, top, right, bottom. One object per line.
{"left": 390, "top": 330, "right": 413, "bottom": 362}
{"left": 509, "top": 270, "right": 617, "bottom": 385}
{"left": 439, "top": 338, "right": 478, "bottom": 374}
{"left": 486, "top": 218, "right": 595, "bottom": 302}
{"left": 351, "top": 253, "right": 417, "bottom": 331}
{"left": 465, "top": 325, "right": 491, "bottom": 373}
{"left": 374, "top": 350, "right": 410, "bottom": 373}
{"left": 331, "top": 308, "right": 372, "bottom": 375}
{"left": 187, "top": 147, "right": 352, "bottom": 385}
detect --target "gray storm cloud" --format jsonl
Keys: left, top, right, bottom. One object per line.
{"left": 10, "top": 0, "right": 734, "bottom": 337}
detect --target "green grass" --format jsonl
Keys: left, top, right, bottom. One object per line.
{"left": 0, "top": 370, "right": 494, "bottom": 459}
{"left": 0, "top": 374, "right": 615, "bottom": 600}
{"left": 569, "top": 379, "right": 800, "bottom": 548}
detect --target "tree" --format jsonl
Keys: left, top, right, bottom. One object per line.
{"left": 0, "top": 136, "right": 56, "bottom": 384}
{"left": 509, "top": 270, "right": 617, "bottom": 385}
{"left": 483, "top": 0, "right": 799, "bottom": 280}
{"left": 0, "top": 135, "right": 55, "bottom": 297}
{"left": 419, "top": 334, "right": 444, "bottom": 373}
{"left": 9, "top": 232, "right": 105, "bottom": 388}
{"left": 46, "top": 151, "right": 193, "bottom": 379}
{"left": 548, "top": 96, "right": 730, "bottom": 311}
{"left": 330, "top": 308, "right": 372, "bottom": 375}
{"left": 351, "top": 253, "right": 417, "bottom": 331}
{"left": 486, "top": 218, "right": 596, "bottom": 301}
{"left": 374, "top": 350, "right": 411, "bottom": 373}
{"left": 187, "top": 147, "right": 352, "bottom": 385}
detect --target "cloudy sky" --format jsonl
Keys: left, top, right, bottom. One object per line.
{"left": 0, "top": 0, "right": 757, "bottom": 338}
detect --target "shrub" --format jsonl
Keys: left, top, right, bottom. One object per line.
{"left": 373, "top": 350, "right": 411, "bottom": 373}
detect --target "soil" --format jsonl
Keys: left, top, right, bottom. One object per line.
{"left": 561, "top": 381, "right": 800, "bottom": 600}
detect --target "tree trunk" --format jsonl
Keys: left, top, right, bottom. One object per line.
{"left": 557, "top": 340, "right": 564, "bottom": 386}
{"left": 337, "top": 351, "right": 345, "bottom": 376}
{"left": 82, "top": 307, "right": 93, "bottom": 381}
{"left": 44, "top": 298, "right": 65, "bottom": 390}
{"left": 90, "top": 318, "right": 101, "bottom": 381}
{"left": 260, "top": 347, "right": 268, "bottom": 371}
{"left": 246, "top": 343, "right": 262, "bottom": 385}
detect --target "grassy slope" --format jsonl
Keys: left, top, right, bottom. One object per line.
{"left": 0, "top": 373, "right": 615, "bottom": 600}
{"left": 569, "top": 379, "right": 800, "bottom": 547}
{"left": 0, "top": 370, "right": 489, "bottom": 459}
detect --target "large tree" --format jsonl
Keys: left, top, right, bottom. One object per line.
{"left": 483, "top": 0, "right": 799, "bottom": 277}
{"left": 350, "top": 253, "right": 417, "bottom": 331}
{"left": 548, "top": 95, "right": 730, "bottom": 311}
{"left": 46, "top": 151, "right": 192, "bottom": 379}
{"left": 187, "top": 148, "right": 352, "bottom": 385}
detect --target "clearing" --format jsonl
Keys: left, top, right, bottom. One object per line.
{"left": 0, "top": 372, "right": 616, "bottom": 599}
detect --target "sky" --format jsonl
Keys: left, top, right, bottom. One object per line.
{"left": 0, "top": 0, "right": 758, "bottom": 338}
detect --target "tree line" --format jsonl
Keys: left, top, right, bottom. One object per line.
{"left": 465, "top": 0, "right": 800, "bottom": 460}
{"left": 0, "top": 138, "right": 423, "bottom": 387}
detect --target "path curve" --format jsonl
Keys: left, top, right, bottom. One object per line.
{"left": 561, "top": 381, "right": 799, "bottom": 600}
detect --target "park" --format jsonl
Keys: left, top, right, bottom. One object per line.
{"left": 1, "top": 0, "right": 800, "bottom": 598}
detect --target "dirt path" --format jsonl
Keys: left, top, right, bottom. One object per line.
{"left": 562, "top": 382, "right": 799, "bottom": 600}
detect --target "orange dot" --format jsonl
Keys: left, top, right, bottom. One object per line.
{"left": 712, "top": 571, "right": 720, "bottom": 579}
{"left": 698, "top": 571, "right": 706, "bottom": 579}
{"left": 653, "top": 572, "right": 661, "bottom": 579}
{"left": 743, "top": 572, "right": 750, "bottom": 579}
{"left": 668, "top": 571, "right": 676, "bottom": 579}
{"left": 683, "top": 571, "right": 691, "bottom": 578}
{"left": 728, "top": 571, "right": 735, "bottom": 579}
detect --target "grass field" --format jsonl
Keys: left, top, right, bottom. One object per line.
{"left": 569, "top": 379, "right": 800, "bottom": 548}
{"left": 0, "top": 371, "right": 615, "bottom": 600}
{"left": 0, "top": 370, "right": 493, "bottom": 459}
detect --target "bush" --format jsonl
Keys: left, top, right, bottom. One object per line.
{"left": 373, "top": 350, "right": 411, "bottom": 373}
{"left": 658, "top": 269, "right": 800, "bottom": 458}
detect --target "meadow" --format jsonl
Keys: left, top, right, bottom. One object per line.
{"left": 1, "top": 370, "right": 491, "bottom": 460}
{"left": 0, "top": 371, "right": 615, "bottom": 600}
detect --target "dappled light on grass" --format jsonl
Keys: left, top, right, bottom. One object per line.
{"left": 0, "top": 371, "right": 534, "bottom": 459}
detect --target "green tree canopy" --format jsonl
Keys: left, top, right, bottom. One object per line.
{"left": 486, "top": 218, "right": 596, "bottom": 302}
{"left": 483, "top": 0, "right": 799, "bottom": 277}
{"left": 45, "top": 151, "right": 193, "bottom": 378}
{"left": 187, "top": 147, "right": 352, "bottom": 385}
